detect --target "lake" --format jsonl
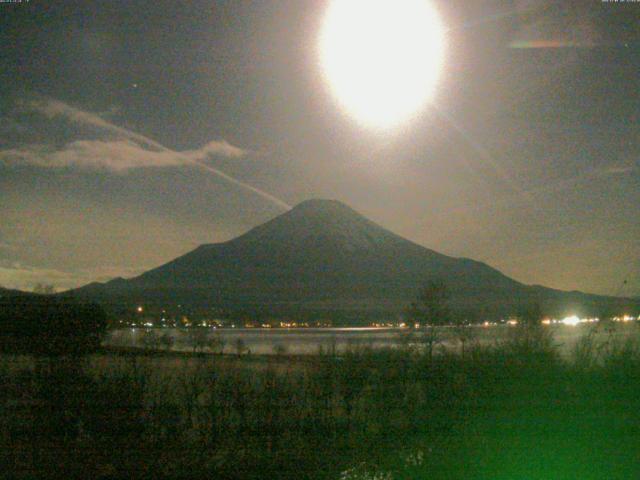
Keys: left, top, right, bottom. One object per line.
{"left": 105, "top": 322, "right": 639, "bottom": 357}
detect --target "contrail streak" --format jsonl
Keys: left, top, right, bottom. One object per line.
{"left": 195, "top": 162, "right": 291, "bottom": 210}
{"left": 27, "top": 98, "right": 292, "bottom": 210}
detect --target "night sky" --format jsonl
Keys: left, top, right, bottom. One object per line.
{"left": 1, "top": 0, "right": 638, "bottom": 297}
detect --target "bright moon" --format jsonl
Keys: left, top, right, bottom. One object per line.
{"left": 319, "top": 0, "right": 445, "bottom": 129}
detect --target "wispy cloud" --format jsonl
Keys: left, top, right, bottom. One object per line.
{"left": 3, "top": 98, "right": 291, "bottom": 209}
{"left": 0, "top": 138, "right": 247, "bottom": 173}
{"left": 185, "top": 139, "right": 246, "bottom": 160}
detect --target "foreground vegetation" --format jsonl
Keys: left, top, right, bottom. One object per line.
{"left": 2, "top": 321, "right": 640, "bottom": 479}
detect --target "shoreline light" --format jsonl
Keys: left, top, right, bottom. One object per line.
{"left": 561, "top": 316, "right": 581, "bottom": 326}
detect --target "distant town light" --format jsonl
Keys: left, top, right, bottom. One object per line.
{"left": 561, "top": 315, "right": 580, "bottom": 326}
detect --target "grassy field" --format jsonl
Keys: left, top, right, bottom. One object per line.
{"left": 2, "top": 322, "right": 640, "bottom": 479}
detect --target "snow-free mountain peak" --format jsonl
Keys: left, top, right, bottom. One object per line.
{"left": 69, "top": 199, "right": 638, "bottom": 318}
{"left": 228, "top": 198, "right": 406, "bottom": 253}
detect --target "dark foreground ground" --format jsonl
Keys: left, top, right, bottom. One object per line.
{"left": 2, "top": 324, "right": 640, "bottom": 479}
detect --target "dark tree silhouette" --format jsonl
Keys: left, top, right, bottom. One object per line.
{"left": 453, "top": 317, "right": 476, "bottom": 359}
{"left": 140, "top": 329, "right": 161, "bottom": 350}
{"left": 210, "top": 331, "right": 226, "bottom": 355}
{"left": 183, "top": 327, "right": 209, "bottom": 353}
{"left": 0, "top": 294, "right": 107, "bottom": 356}
{"left": 517, "top": 302, "right": 543, "bottom": 327}
{"left": 234, "top": 337, "right": 247, "bottom": 356}
{"left": 509, "top": 302, "right": 555, "bottom": 359}
{"left": 160, "top": 331, "right": 175, "bottom": 351}
{"left": 406, "top": 279, "right": 451, "bottom": 360}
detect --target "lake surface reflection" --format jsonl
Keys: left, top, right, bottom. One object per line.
{"left": 105, "top": 324, "right": 638, "bottom": 357}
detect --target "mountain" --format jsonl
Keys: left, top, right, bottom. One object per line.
{"left": 70, "top": 199, "right": 638, "bottom": 319}
{"left": 0, "top": 286, "right": 33, "bottom": 298}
